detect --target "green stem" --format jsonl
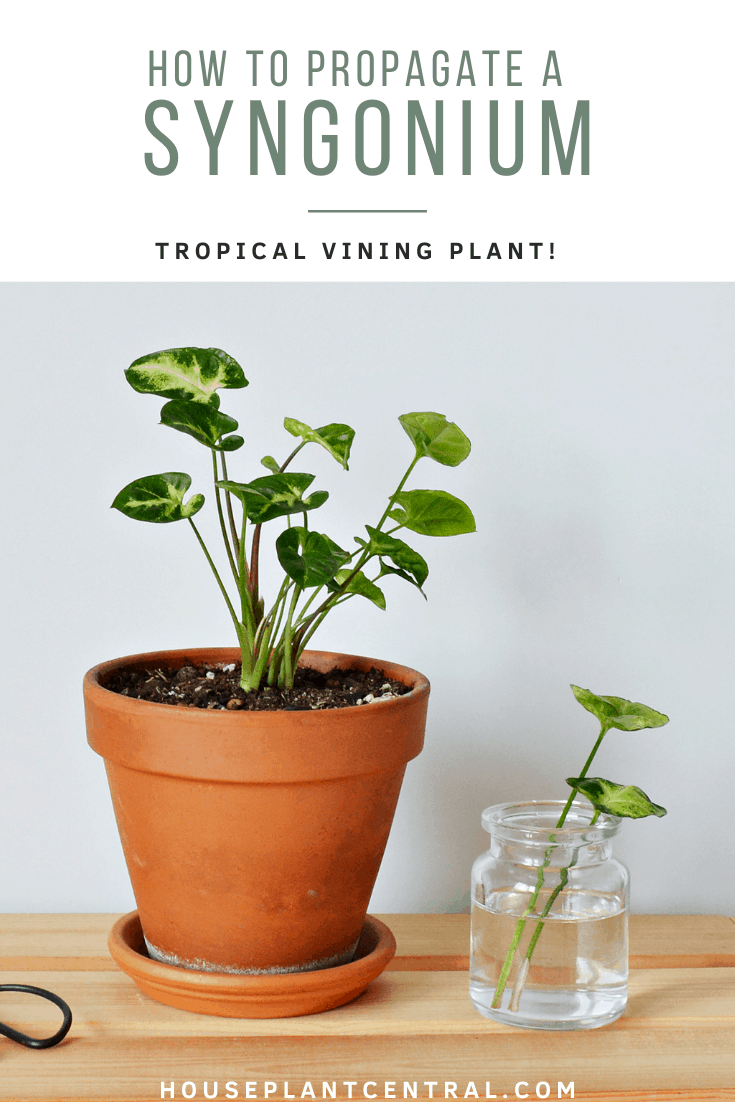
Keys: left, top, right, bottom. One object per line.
{"left": 490, "top": 721, "right": 609, "bottom": 1010}
{"left": 556, "top": 726, "right": 608, "bottom": 828}
{"left": 220, "top": 452, "right": 241, "bottom": 562}
{"left": 211, "top": 450, "right": 239, "bottom": 586}
{"left": 243, "top": 578, "right": 291, "bottom": 691}
{"left": 280, "top": 442, "right": 305, "bottom": 472}
{"left": 281, "top": 584, "right": 302, "bottom": 688}
{"left": 246, "top": 440, "right": 305, "bottom": 617}
{"left": 522, "top": 854, "right": 578, "bottom": 967}
{"left": 295, "top": 584, "right": 325, "bottom": 623}
{"left": 293, "top": 602, "right": 336, "bottom": 664}
{"left": 286, "top": 455, "right": 420, "bottom": 645}
{"left": 188, "top": 518, "right": 242, "bottom": 642}
{"left": 373, "top": 454, "right": 420, "bottom": 532}
{"left": 236, "top": 507, "right": 257, "bottom": 675}
{"left": 248, "top": 524, "right": 262, "bottom": 610}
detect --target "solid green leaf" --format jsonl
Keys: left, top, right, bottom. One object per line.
{"left": 357, "top": 525, "right": 429, "bottom": 590}
{"left": 571, "top": 686, "right": 670, "bottom": 732}
{"left": 160, "top": 400, "right": 243, "bottom": 451}
{"left": 111, "top": 472, "right": 204, "bottom": 523}
{"left": 399, "top": 412, "right": 471, "bottom": 467}
{"left": 217, "top": 473, "right": 328, "bottom": 524}
{"left": 389, "top": 489, "right": 477, "bottom": 537}
{"left": 261, "top": 455, "right": 281, "bottom": 473}
{"left": 566, "top": 776, "right": 668, "bottom": 819}
{"left": 125, "top": 347, "right": 247, "bottom": 405}
{"left": 276, "top": 528, "right": 350, "bottom": 589}
{"left": 284, "top": 418, "right": 355, "bottom": 469}
{"left": 328, "top": 568, "right": 386, "bottom": 609}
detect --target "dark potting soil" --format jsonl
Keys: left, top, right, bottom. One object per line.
{"left": 105, "top": 662, "right": 409, "bottom": 711}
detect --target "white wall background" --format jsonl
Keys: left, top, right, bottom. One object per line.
{"left": 1, "top": 282, "right": 733, "bottom": 915}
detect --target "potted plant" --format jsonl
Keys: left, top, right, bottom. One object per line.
{"left": 84, "top": 346, "right": 475, "bottom": 1014}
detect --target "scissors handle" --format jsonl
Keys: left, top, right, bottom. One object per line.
{"left": 0, "top": 984, "right": 72, "bottom": 1049}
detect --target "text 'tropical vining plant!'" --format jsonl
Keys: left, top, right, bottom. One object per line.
{"left": 112, "top": 347, "right": 476, "bottom": 691}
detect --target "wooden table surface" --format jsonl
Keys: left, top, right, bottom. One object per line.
{"left": 1, "top": 914, "right": 733, "bottom": 1102}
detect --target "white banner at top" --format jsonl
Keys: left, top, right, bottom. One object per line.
{"left": 3, "top": 0, "right": 733, "bottom": 281}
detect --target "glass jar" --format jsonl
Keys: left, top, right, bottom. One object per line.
{"left": 470, "top": 801, "right": 629, "bottom": 1030}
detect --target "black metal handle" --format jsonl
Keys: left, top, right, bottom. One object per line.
{"left": 0, "top": 985, "right": 72, "bottom": 1049}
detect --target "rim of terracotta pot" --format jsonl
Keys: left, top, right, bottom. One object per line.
{"left": 84, "top": 647, "right": 430, "bottom": 783}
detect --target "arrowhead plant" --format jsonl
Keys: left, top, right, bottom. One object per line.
{"left": 492, "top": 685, "right": 670, "bottom": 1013}
{"left": 111, "top": 347, "right": 476, "bottom": 692}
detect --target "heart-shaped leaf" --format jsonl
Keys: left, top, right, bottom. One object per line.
{"left": 111, "top": 473, "right": 204, "bottom": 523}
{"left": 399, "top": 412, "right": 471, "bottom": 467}
{"left": 276, "top": 528, "right": 350, "bottom": 589}
{"left": 284, "top": 419, "right": 355, "bottom": 469}
{"left": 126, "top": 347, "right": 247, "bottom": 405}
{"left": 217, "top": 473, "right": 328, "bottom": 524}
{"left": 571, "top": 686, "right": 669, "bottom": 732}
{"left": 160, "top": 400, "right": 244, "bottom": 451}
{"left": 566, "top": 776, "right": 668, "bottom": 819}
{"left": 328, "top": 568, "right": 386, "bottom": 609}
{"left": 389, "top": 489, "right": 476, "bottom": 537}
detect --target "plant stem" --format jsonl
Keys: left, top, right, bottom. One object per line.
{"left": 490, "top": 722, "right": 609, "bottom": 1010}
{"left": 281, "top": 584, "right": 303, "bottom": 688}
{"left": 246, "top": 577, "right": 291, "bottom": 691}
{"left": 374, "top": 454, "right": 420, "bottom": 531}
{"left": 280, "top": 442, "right": 305, "bottom": 472}
{"left": 211, "top": 450, "right": 239, "bottom": 586}
{"left": 246, "top": 441, "right": 305, "bottom": 653}
{"left": 287, "top": 453, "right": 421, "bottom": 644}
{"left": 249, "top": 524, "right": 262, "bottom": 611}
{"left": 220, "top": 452, "right": 242, "bottom": 562}
{"left": 187, "top": 518, "right": 242, "bottom": 641}
{"left": 236, "top": 506, "right": 257, "bottom": 674}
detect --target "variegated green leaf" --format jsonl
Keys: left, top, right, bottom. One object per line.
{"left": 125, "top": 347, "right": 247, "bottom": 405}
{"left": 160, "top": 400, "right": 244, "bottom": 451}
{"left": 111, "top": 473, "right": 204, "bottom": 523}
{"left": 571, "top": 686, "right": 669, "bottom": 732}
{"left": 276, "top": 528, "right": 350, "bottom": 589}
{"left": 399, "top": 412, "right": 471, "bottom": 467}
{"left": 328, "top": 568, "right": 386, "bottom": 609}
{"left": 260, "top": 455, "right": 281, "bottom": 473}
{"left": 217, "top": 473, "right": 328, "bottom": 524}
{"left": 566, "top": 776, "right": 668, "bottom": 819}
{"left": 389, "top": 489, "right": 476, "bottom": 537}
{"left": 284, "top": 418, "right": 355, "bottom": 469}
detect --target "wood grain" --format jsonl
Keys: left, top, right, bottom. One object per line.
{"left": 377, "top": 914, "right": 735, "bottom": 971}
{"left": 3, "top": 913, "right": 735, "bottom": 971}
{"left": 0, "top": 915, "right": 733, "bottom": 1101}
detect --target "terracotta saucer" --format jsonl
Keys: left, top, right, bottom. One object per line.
{"left": 108, "top": 911, "right": 396, "bottom": 1018}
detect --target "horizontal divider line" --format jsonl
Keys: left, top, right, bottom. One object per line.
{"left": 307, "top": 209, "right": 428, "bottom": 213}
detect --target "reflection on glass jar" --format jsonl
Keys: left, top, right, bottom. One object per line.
{"left": 470, "top": 801, "right": 629, "bottom": 1030}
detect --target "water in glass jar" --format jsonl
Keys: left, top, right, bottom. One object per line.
{"left": 470, "top": 890, "right": 628, "bottom": 1029}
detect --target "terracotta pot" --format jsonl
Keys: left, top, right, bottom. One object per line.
{"left": 84, "top": 647, "right": 429, "bottom": 975}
